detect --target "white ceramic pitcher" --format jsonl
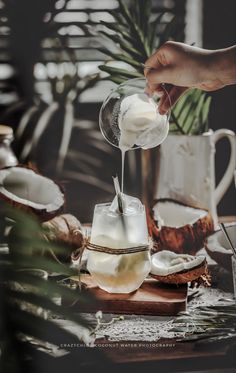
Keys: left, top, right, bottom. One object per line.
{"left": 154, "top": 129, "right": 236, "bottom": 225}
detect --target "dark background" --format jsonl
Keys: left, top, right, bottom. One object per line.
{"left": 203, "top": 0, "right": 236, "bottom": 216}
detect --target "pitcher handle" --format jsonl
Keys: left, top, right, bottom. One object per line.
{"left": 214, "top": 129, "right": 236, "bottom": 205}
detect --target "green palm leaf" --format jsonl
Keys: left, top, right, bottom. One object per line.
{"left": 98, "top": 0, "right": 211, "bottom": 134}
{"left": 98, "top": 48, "right": 141, "bottom": 69}
{"left": 149, "top": 13, "right": 165, "bottom": 52}
{"left": 100, "top": 31, "right": 144, "bottom": 61}
{"left": 0, "top": 203, "right": 109, "bottom": 370}
{"left": 99, "top": 65, "right": 141, "bottom": 78}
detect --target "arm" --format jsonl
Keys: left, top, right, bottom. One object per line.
{"left": 144, "top": 42, "right": 236, "bottom": 114}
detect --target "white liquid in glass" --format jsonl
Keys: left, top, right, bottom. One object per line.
{"left": 87, "top": 199, "right": 151, "bottom": 293}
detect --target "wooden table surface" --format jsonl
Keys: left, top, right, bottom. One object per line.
{"left": 48, "top": 217, "right": 236, "bottom": 371}
{"left": 65, "top": 217, "right": 236, "bottom": 371}
{"left": 93, "top": 337, "right": 235, "bottom": 372}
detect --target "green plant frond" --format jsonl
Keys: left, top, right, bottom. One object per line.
{"left": 138, "top": 0, "right": 152, "bottom": 35}
{"left": 9, "top": 232, "right": 72, "bottom": 258}
{"left": 131, "top": 0, "right": 151, "bottom": 33}
{"left": 108, "top": 9, "right": 129, "bottom": 27}
{"left": 185, "top": 115, "right": 198, "bottom": 135}
{"left": 159, "top": 16, "right": 183, "bottom": 45}
{"left": 195, "top": 92, "right": 207, "bottom": 121}
{"left": 99, "top": 65, "right": 141, "bottom": 78}
{"left": 192, "top": 88, "right": 204, "bottom": 101}
{"left": 56, "top": 98, "right": 74, "bottom": 173}
{"left": 172, "top": 91, "right": 193, "bottom": 119}
{"left": 202, "top": 96, "right": 212, "bottom": 127}
{"left": 180, "top": 100, "right": 198, "bottom": 132}
{"left": 20, "top": 102, "right": 59, "bottom": 161}
{"left": 170, "top": 111, "right": 185, "bottom": 134}
{"left": 131, "top": 2, "right": 140, "bottom": 29}
{"left": 9, "top": 254, "right": 75, "bottom": 277}
{"left": 117, "top": 0, "right": 134, "bottom": 27}
{"left": 99, "top": 19, "right": 130, "bottom": 40}
{"left": 102, "top": 75, "right": 127, "bottom": 84}
{"left": 101, "top": 18, "right": 149, "bottom": 61}
{"left": 118, "top": 0, "right": 149, "bottom": 57}
{"left": 6, "top": 289, "right": 89, "bottom": 328}
{"left": 67, "top": 158, "right": 99, "bottom": 177}
{"left": 185, "top": 91, "right": 209, "bottom": 134}
{"left": 149, "top": 12, "right": 165, "bottom": 52}
{"left": 5, "top": 269, "right": 94, "bottom": 306}
{"left": 67, "top": 150, "right": 104, "bottom": 168}
{"left": 172, "top": 89, "right": 211, "bottom": 135}
{"left": 5, "top": 206, "right": 41, "bottom": 230}
{"left": 6, "top": 304, "right": 106, "bottom": 363}
{"left": 98, "top": 48, "right": 141, "bottom": 69}
{"left": 15, "top": 105, "right": 39, "bottom": 140}
{"left": 99, "top": 3, "right": 166, "bottom": 67}
{"left": 100, "top": 31, "right": 145, "bottom": 61}
{"left": 8, "top": 305, "right": 82, "bottom": 346}
{"left": 63, "top": 170, "right": 114, "bottom": 194}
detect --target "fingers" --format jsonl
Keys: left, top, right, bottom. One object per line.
{"left": 158, "top": 86, "right": 188, "bottom": 115}
{"left": 145, "top": 82, "right": 163, "bottom": 96}
{"left": 145, "top": 65, "right": 174, "bottom": 86}
{"left": 144, "top": 51, "right": 163, "bottom": 78}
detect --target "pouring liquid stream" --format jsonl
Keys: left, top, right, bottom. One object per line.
{"left": 121, "top": 148, "right": 126, "bottom": 193}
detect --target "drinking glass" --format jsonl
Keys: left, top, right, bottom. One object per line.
{"left": 87, "top": 198, "right": 151, "bottom": 293}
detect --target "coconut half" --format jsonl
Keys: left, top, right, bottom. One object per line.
{"left": 150, "top": 250, "right": 208, "bottom": 285}
{"left": 0, "top": 166, "right": 64, "bottom": 221}
{"left": 149, "top": 199, "right": 214, "bottom": 255}
{"left": 205, "top": 224, "right": 236, "bottom": 271}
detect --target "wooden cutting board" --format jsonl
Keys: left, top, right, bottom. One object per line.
{"left": 66, "top": 274, "right": 187, "bottom": 316}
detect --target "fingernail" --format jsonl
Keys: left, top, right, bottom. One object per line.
{"left": 157, "top": 106, "right": 166, "bottom": 115}
{"left": 156, "top": 91, "right": 164, "bottom": 97}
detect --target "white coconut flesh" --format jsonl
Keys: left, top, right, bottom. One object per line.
{"left": 151, "top": 250, "right": 205, "bottom": 276}
{"left": 0, "top": 167, "right": 64, "bottom": 212}
{"left": 153, "top": 201, "right": 207, "bottom": 228}
{"left": 207, "top": 225, "right": 236, "bottom": 253}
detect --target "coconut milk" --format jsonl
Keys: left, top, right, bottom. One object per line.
{"left": 118, "top": 93, "right": 169, "bottom": 192}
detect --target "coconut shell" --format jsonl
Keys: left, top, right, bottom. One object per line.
{"left": 205, "top": 244, "right": 233, "bottom": 271}
{"left": 151, "top": 259, "right": 208, "bottom": 285}
{"left": 8, "top": 213, "right": 84, "bottom": 263}
{"left": 150, "top": 199, "right": 214, "bottom": 255}
{"left": 205, "top": 225, "right": 235, "bottom": 271}
{"left": 42, "top": 214, "right": 84, "bottom": 249}
{"left": 0, "top": 165, "right": 64, "bottom": 222}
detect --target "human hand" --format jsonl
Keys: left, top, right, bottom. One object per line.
{"left": 144, "top": 41, "right": 235, "bottom": 114}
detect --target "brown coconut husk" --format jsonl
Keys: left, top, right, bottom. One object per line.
{"left": 42, "top": 214, "right": 84, "bottom": 262}
{"left": 8, "top": 213, "right": 84, "bottom": 263}
{"left": 151, "top": 258, "right": 211, "bottom": 286}
{"left": 42, "top": 214, "right": 83, "bottom": 248}
{"left": 149, "top": 199, "right": 214, "bottom": 255}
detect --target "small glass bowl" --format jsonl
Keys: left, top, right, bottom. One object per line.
{"left": 99, "top": 78, "right": 170, "bottom": 150}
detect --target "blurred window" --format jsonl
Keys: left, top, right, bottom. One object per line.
{"left": 0, "top": 0, "right": 187, "bottom": 105}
